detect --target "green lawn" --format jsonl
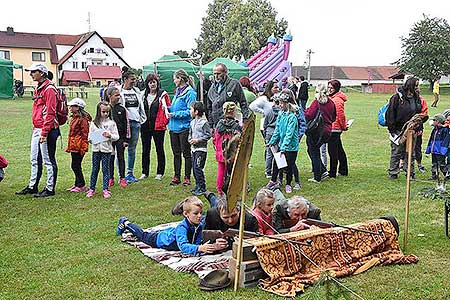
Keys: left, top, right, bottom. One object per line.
{"left": 0, "top": 89, "right": 449, "bottom": 300}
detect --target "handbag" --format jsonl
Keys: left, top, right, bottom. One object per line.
{"left": 305, "top": 102, "right": 323, "bottom": 135}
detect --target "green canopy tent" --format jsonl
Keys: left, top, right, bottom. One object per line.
{"left": 0, "top": 58, "right": 13, "bottom": 99}
{"left": 202, "top": 57, "right": 249, "bottom": 80}
{"left": 143, "top": 55, "right": 199, "bottom": 98}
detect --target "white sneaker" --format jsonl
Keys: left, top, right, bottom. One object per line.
{"left": 138, "top": 174, "right": 148, "bottom": 180}
{"left": 293, "top": 183, "right": 301, "bottom": 190}
{"left": 155, "top": 174, "right": 163, "bottom": 180}
{"left": 308, "top": 178, "right": 320, "bottom": 183}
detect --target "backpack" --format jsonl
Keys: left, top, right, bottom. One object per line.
{"left": 377, "top": 101, "right": 389, "bottom": 127}
{"left": 305, "top": 105, "right": 323, "bottom": 135}
{"left": 45, "top": 84, "right": 68, "bottom": 125}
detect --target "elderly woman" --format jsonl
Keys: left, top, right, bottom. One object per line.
{"left": 273, "top": 195, "right": 321, "bottom": 233}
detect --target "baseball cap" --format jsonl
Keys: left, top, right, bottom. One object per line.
{"left": 67, "top": 98, "right": 86, "bottom": 109}
{"left": 25, "top": 63, "right": 48, "bottom": 74}
{"left": 432, "top": 113, "right": 445, "bottom": 123}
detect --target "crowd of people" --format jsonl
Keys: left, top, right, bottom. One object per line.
{"left": 10, "top": 60, "right": 449, "bottom": 256}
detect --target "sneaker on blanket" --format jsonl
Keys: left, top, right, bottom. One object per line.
{"left": 116, "top": 216, "right": 128, "bottom": 236}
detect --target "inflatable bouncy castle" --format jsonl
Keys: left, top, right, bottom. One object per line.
{"left": 246, "top": 34, "right": 293, "bottom": 90}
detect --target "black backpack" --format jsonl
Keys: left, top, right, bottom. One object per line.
{"left": 305, "top": 104, "right": 323, "bottom": 136}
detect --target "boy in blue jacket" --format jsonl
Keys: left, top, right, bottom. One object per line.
{"left": 116, "top": 196, "right": 217, "bottom": 255}
{"left": 425, "top": 114, "right": 450, "bottom": 180}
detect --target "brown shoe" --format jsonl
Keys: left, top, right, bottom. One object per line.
{"left": 170, "top": 176, "right": 181, "bottom": 185}
{"left": 182, "top": 177, "right": 191, "bottom": 186}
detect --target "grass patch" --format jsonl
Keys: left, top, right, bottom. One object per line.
{"left": 0, "top": 89, "right": 449, "bottom": 299}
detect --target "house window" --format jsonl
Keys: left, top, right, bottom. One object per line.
{"left": 32, "top": 52, "right": 45, "bottom": 62}
{"left": 73, "top": 61, "right": 78, "bottom": 69}
{"left": 105, "top": 62, "right": 109, "bottom": 66}
{"left": 82, "top": 62, "right": 87, "bottom": 69}
{"left": 89, "top": 48, "right": 94, "bottom": 53}
{"left": 112, "top": 63, "right": 117, "bottom": 66}
{"left": 0, "top": 50, "right": 10, "bottom": 60}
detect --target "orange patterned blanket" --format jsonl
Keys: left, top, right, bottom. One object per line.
{"left": 247, "top": 218, "right": 418, "bottom": 297}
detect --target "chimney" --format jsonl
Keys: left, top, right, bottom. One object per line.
{"left": 6, "top": 27, "right": 14, "bottom": 35}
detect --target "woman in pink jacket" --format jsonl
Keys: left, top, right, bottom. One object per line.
{"left": 327, "top": 80, "right": 348, "bottom": 178}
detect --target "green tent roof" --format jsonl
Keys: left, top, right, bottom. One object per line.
{"left": 143, "top": 55, "right": 199, "bottom": 98}
{"left": 202, "top": 57, "right": 249, "bottom": 80}
{"left": 0, "top": 58, "right": 13, "bottom": 99}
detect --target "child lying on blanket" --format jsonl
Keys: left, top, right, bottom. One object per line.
{"left": 116, "top": 196, "right": 227, "bottom": 255}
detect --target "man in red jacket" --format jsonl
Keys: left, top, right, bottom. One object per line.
{"left": 16, "top": 63, "right": 60, "bottom": 197}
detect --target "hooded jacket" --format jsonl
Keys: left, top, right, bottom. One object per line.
{"left": 386, "top": 87, "right": 423, "bottom": 134}
{"left": 156, "top": 217, "right": 205, "bottom": 256}
{"left": 142, "top": 90, "right": 171, "bottom": 132}
{"left": 425, "top": 125, "right": 450, "bottom": 156}
{"left": 168, "top": 86, "right": 197, "bottom": 133}
{"left": 269, "top": 110, "right": 300, "bottom": 152}
{"left": 330, "top": 91, "right": 348, "bottom": 132}
{"left": 32, "top": 79, "right": 58, "bottom": 138}
{"left": 66, "top": 113, "right": 91, "bottom": 156}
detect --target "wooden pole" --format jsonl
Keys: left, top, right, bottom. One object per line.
{"left": 403, "top": 130, "right": 414, "bottom": 250}
{"left": 233, "top": 165, "right": 249, "bottom": 292}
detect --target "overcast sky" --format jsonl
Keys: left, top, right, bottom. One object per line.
{"left": 2, "top": 0, "right": 450, "bottom": 68}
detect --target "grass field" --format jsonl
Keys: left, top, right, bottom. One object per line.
{"left": 1, "top": 88, "right": 450, "bottom": 300}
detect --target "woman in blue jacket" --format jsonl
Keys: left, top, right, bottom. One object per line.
{"left": 266, "top": 89, "right": 300, "bottom": 194}
{"left": 168, "top": 69, "right": 197, "bottom": 186}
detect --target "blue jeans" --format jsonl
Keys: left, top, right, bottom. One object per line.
{"left": 127, "top": 121, "right": 141, "bottom": 175}
{"left": 192, "top": 151, "right": 207, "bottom": 191}
{"left": 126, "top": 222, "right": 159, "bottom": 247}
{"left": 90, "top": 152, "right": 111, "bottom": 190}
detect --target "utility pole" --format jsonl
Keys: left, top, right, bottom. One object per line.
{"left": 306, "top": 49, "right": 314, "bottom": 82}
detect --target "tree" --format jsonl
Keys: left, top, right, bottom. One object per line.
{"left": 195, "top": 0, "right": 287, "bottom": 62}
{"left": 173, "top": 50, "right": 190, "bottom": 58}
{"left": 194, "top": 0, "right": 240, "bottom": 62}
{"left": 397, "top": 15, "right": 450, "bottom": 90}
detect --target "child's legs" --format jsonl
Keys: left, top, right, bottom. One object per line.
{"left": 271, "top": 159, "right": 281, "bottom": 182}
{"left": 71, "top": 152, "right": 85, "bottom": 187}
{"left": 90, "top": 152, "right": 102, "bottom": 190}
{"left": 192, "top": 151, "right": 207, "bottom": 190}
{"left": 431, "top": 154, "right": 439, "bottom": 176}
{"left": 437, "top": 154, "right": 447, "bottom": 175}
{"left": 101, "top": 152, "right": 111, "bottom": 190}
{"left": 109, "top": 153, "right": 115, "bottom": 180}
{"left": 115, "top": 141, "right": 126, "bottom": 179}
{"left": 285, "top": 151, "right": 298, "bottom": 186}
{"left": 126, "top": 222, "right": 159, "bottom": 247}
{"left": 216, "top": 161, "right": 226, "bottom": 194}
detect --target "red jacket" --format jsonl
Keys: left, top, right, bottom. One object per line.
{"left": 66, "top": 114, "right": 91, "bottom": 156}
{"left": 252, "top": 208, "right": 274, "bottom": 235}
{"left": 330, "top": 91, "right": 348, "bottom": 132}
{"left": 155, "top": 92, "right": 171, "bottom": 131}
{"left": 32, "top": 79, "right": 58, "bottom": 138}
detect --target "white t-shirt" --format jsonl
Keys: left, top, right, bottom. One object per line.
{"left": 120, "top": 87, "right": 144, "bottom": 122}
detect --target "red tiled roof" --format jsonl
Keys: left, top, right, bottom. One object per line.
{"left": 87, "top": 65, "right": 121, "bottom": 79}
{"left": 0, "top": 29, "right": 124, "bottom": 65}
{"left": 62, "top": 70, "right": 91, "bottom": 81}
{"left": 0, "top": 31, "right": 52, "bottom": 49}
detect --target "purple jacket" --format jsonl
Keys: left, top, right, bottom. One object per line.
{"left": 305, "top": 99, "right": 336, "bottom": 136}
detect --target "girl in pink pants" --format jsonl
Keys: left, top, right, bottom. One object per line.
{"left": 212, "top": 102, "right": 241, "bottom": 195}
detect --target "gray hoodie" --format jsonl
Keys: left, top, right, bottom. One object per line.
{"left": 188, "top": 117, "right": 212, "bottom": 152}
